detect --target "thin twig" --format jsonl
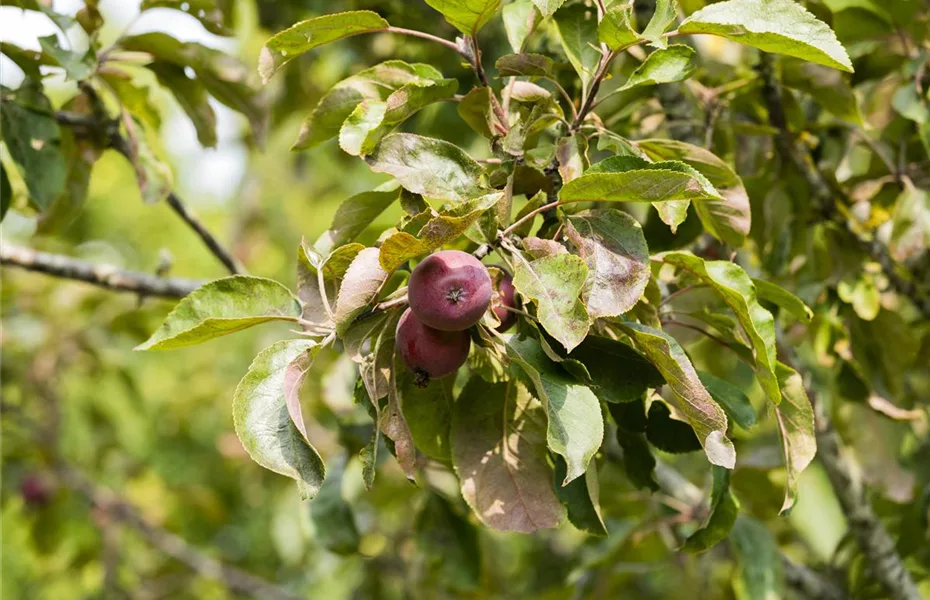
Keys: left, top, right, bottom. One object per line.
{"left": 1, "top": 244, "right": 202, "bottom": 299}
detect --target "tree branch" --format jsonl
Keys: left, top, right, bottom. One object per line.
{"left": 55, "top": 110, "right": 243, "bottom": 276}
{"left": 56, "top": 462, "right": 302, "bottom": 600}
{"left": 1, "top": 244, "right": 201, "bottom": 299}
{"left": 758, "top": 53, "right": 930, "bottom": 320}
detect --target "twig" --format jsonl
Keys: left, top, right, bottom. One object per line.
{"left": 1, "top": 244, "right": 202, "bottom": 299}
{"left": 758, "top": 53, "right": 930, "bottom": 320}
{"left": 56, "top": 463, "right": 303, "bottom": 600}
{"left": 572, "top": 50, "right": 618, "bottom": 132}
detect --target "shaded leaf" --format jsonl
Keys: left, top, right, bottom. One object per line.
{"left": 637, "top": 139, "right": 750, "bottom": 247}
{"left": 564, "top": 208, "right": 649, "bottom": 318}
{"left": 140, "top": 0, "right": 232, "bottom": 36}
{"left": 730, "top": 517, "right": 784, "bottom": 599}
{"left": 451, "top": 377, "right": 565, "bottom": 533}
{"left": 774, "top": 363, "right": 816, "bottom": 513}
{"left": 645, "top": 401, "right": 702, "bottom": 453}
{"left": 641, "top": 0, "right": 677, "bottom": 48}
{"left": 232, "top": 339, "right": 325, "bottom": 499}
{"left": 259, "top": 11, "right": 389, "bottom": 83}
{"left": 661, "top": 252, "right": 780, "bottom": 406}
{"left": 496, "top": 53, "right": 553, "bottom": 77}
{"left": 617, "top": 322, "right": 735, "bottom": 468}
{"left": 415, "top": 494, "right": 481, "bottom": 591}
{"left": 309, "top": 454, "right": 360, "bottom": 554}
{"left": 457, "top": 86, "right": 495, "bottom": 138}
{"left": 512, "top": 253, "right": 591, "bottom": 352}
{"left": 399, "top": 370, "right": 454, "bottom": 461}
{"left": 554, "top": 457, "right": 607, "bottom": 536}
{"left": 532, "top": 0, "right": 565, "bottom": 17}
{"left": 147, "top": 61, "right": 218, "bottom": 147}
{"left": 782, "top": 57, "right": 862, "bottom": 124}
{"left": 571, "top": 336, "right": 664, "bottom": 403}
{"left": 679, "top": 0, "right": 853, "bottom": 72}
{"left": 0, "top": 83, "right": 66, "bottom": 211}
{"left": 751, "top": 278, "right": 813, "bottom": 322}
{"left": 136, "top": 276, "right": 301, "bottom": 350}
{"left": 698, "top": 371, "right": 756, "bottom": 430}
{"left": 320, "top": 184, "right": 401, "bottom": 248}
{"left": 365, "top": 133, "right": 487, "bottom": 201}
{"left": 38, "top": 34, "right": 95, "bottom": 80}
{"left": 506, "top": 335, "right": 603, "bottom": 484}
{"left": 334, "top": 248, "right": 389, "bottom": 335}
{"left": 683, "top": 466, "right": 739, "bottom": 552}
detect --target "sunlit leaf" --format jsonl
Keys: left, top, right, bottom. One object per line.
{"left": 560, "top": 155, "right": 722, "bottom": 204}
{"left": 425, "top": 0, "right": 502, "bottom": 34}
{"left": 333, "top": 248, "right": 389, "bottom": 335}
{"left": 620, "top": 45, "right": 695, "bottom": 90}
{"left": 512, "top": 253, "right": 590, "bottom": 352}
{"left": 774, "top": 363, "right": 816, "bottom": 513}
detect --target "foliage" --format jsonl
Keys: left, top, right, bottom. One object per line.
{"left": 2, "top": 0, "right": 929, "bottom": 598}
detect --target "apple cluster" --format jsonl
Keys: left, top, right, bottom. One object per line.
{"left": 397, "top": 250, "right": 517, "bottom": 386}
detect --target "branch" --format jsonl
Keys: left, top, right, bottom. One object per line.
{"left": 55, "top": 110, "right": 243, "bottom": 276}
{"left": 1, "top": 244, "right": 201, "bottom": 299}
{"left": 758, "top": 53, "right": 930, "bottom": 320}
{"left": 56, "top": 463, "right": 302, "bottom": 600}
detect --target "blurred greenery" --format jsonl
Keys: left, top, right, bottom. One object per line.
{"left": 2, "top": 0, "right": 930, "bottom": 599}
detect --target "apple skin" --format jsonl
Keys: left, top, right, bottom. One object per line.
{"left": 493, "top": 271, "right": 518, "bottom": 332}
{"left": 396, "top": 308, "right": 471, "bottom": 386}
{"left": 407, "top": 250, "right": 492, "bottom": 331}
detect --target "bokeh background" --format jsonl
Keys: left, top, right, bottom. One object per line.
{"left": 2, "top": 1, "right": 925, "bottom": 599}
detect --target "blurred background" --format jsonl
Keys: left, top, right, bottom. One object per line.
{"left": 1, "top": 1, "right": 925, "bottom": 599}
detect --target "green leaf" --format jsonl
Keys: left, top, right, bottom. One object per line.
{"left": 729, "top": 517, "right": 784, "bottom": 600}
{"left": 308, "top": 454, "right": 360, "bottom": 555}
{"left": 560, "top": 155, "right": 723, "bottom": 204}
{"left": 617, "top": 431, "right": 659, "bottom": 491}
{"left": 661, "top": 252, "right": 780, "bottom": 407}
{"left": 641, "top": 0, "right": 678, "bottom": 48}
{"left": 679, "top": 0, "right": 853, "bottom": 72}
{"left": 425, "top": 0, "right": 502, "bottom": 34}
{"left": 774, "top": 363, "right": 816, "bottom": 513}
{"left": 38, "top": 35, "right": 96, "bottom": 80}
{"left": 258, "top": 11, "right": 390, "bottom": 84}
{"left": 654, "top": 199, "right": 690, "bottom": 233}
{"left": 452, "top": 377, "right": 565, "bottom": 532}
{"left": 119, "top": 33, "right": 266, "bottom": 143}
{"left": 782, "top": 57, "right": 862, "bottom": 124}
{"left": 563, "top": 209, "right": 649, "bottom": 318}
{"left": 339, "top": 78, "right": 458, "bottom": 156}
{"left": 532, "top": 0, "right": 566, "bottom": 18}
{"left": 140, "top": 0, "right": 232, "bottom": 36}
{"left": 398, "top": 370, "right": 454, "bottom": 461}
{"left": 0, "top": 164, "right": 11, "bottom": 222}
{"left": 637, "top": 139, "right": 750, "bottom": 247}
{"left": 0, "top": 83, "right": 66, "bottom": 211}
{"left": 122, "top": 115, "right": 173, "bottom": 205}
{"left": 318, "top": 184, "right": 400, "bottom": 249}
{"left": 98, "top": 69, "right": 162, "bottom": 132}
{"left": 554, "top": 457, "right": 607, "bottom": 536}
{"left": 294, "top": 61, "right": 443, "bottom": 150}
{"left": 378, "top": 192, "right": 501, "bottom": 272}
{"left": 555, "top": 134, "right": 587, "bottom": 184}
{"left": 233, "top": 339, "right": 325, "bottom": 500}
{"left": 645, "top": 401, "right": 702, "bottom": 453}
{"left": 503, "top": 0, "right": 540, "bottom": 52}
{"left": 333, "top": 248, "right": 389, "bottom": 335}
{"left": 598, "top": 2, "right": 639, "bottom": 51}
{"left": 365, "top": 133, "right": 487, "bottom": 202}
{"left": 36, "top": 119, "right": 100, "bottom": 233}
{"left": 570, "top": 337, "right": 664, "bottom": 403}
{"left": 136, "top": 276, "right": 301, "bottom": 350}
{"left": 296, "top": 242, "right": 336, "bottom": 330}
{"left": 620, "top": 45, "right": 695, "bottom": 90}
{"left": 381, "top": 369, "right": 417, "bottom": 480}
{"left": 512, "top": 253, "right": 591, "bottom": 352}
{"left": 554, "top": 4, "right": 601, "bottom": 92}
{"left": 457, "top": 87, "right": 495, "bottom": 138}
{"left": 889, "top": 182, "right": 930, "bottom": 263}
{"left": 415, "top": 495, "right": 481, "bottom": 591}
{"left": 698, "top": 371, "right": 756, "bottom": 430}
{"left": 683, "top": 466, "right": 740, "bottom": 552}
{"left": 751, "top": 278, "right": 813, "bottom": 322}
{"left": 147, "top": 62, "right": 217, "bottom": 147}
{"left": 0, "top": 41, "right": 56, "bottom": 80}
{"left": 495, "top": 53, "right": 553, "bottom": 77}
{"left": 616, "top": 322, "right": 735, "bottom": 468}
{"left": 505, "top": 335, "right": 603, "bottom": 484}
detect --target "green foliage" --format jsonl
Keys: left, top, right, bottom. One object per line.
{"left": 4, "top": 0, "right": 929, "bottom": 597}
